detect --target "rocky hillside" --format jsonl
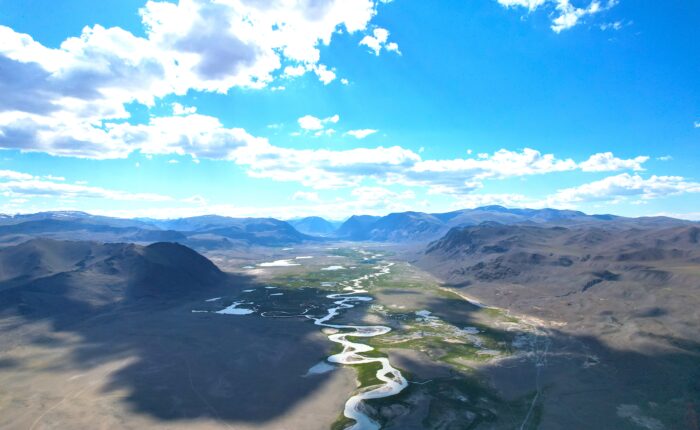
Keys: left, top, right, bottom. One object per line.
{"left": 0, "top": 239, "right": 226, "bottom": 316}
{"left": 0, "top": 212, "right": 316, "bottom": 249}
{"left": 334, "top": 206, "right": 693, "bottom": 243}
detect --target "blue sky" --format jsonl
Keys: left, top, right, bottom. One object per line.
{"left": 0, "top": 0, "right": 698, "bottom": 220}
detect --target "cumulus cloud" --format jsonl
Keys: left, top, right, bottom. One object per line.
{"left": 0, "top": 169, "right": 34, "bottom": 181}
{"left": 172, "top": 102, "right": 197, "bottom": 115}
{"left": 229, "top": 140, "right": 648, "bottom": 195}
{"left": 0, "top": 112, "right": 263, "bottom": 159}
{"left": 359, "top": 27, "right": 401, "bottom": 55}
{"left": 599, "top": 21, "right": 623, "bottom": 31}
{"left": 313, "top": 64, "right": 337, "bottom": 85}
{"left": 0, "top": 169, "right": 172, "bottom": 201}
{"left": 452, "top": 173, "right": 700, "bottom": 210}
{"left": 0, "top": 0, "right": 389, "bottom": 158}
{"left": 0, "top": 89, "right": 652, "bottom": 197}
{"left": 71, "top": 171, "right": 700, "bottom": 220}
{"left": 298, "top": 114, "right": 340, "bottom": 131}
{"left": 548, "top": 173, "right": 700, "bottom": 205}
{"left": 496, "top": 0, "right": 618, "bottom": 32}
{"left": 497, "top": 0, "right": 547, "bottom": 10}
{"left": 240, "top": 143, "right": 421, "bottom": 189}
{"left": 346, "top": 129, "right": 378, "bottom": 139}
{"left": 140, "top": 0, "right": 378, "bottom": 89}
{"left": 398, "top": 148, "right": 578, "bottom": 194}
{"left": 579, "top": 152, "right": 648, "bottom": 172}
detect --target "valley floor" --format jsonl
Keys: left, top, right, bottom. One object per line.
{"left": 1, "top": 244, "right": 698, "bottom": 429}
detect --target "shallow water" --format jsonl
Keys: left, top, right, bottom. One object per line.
{"left": 216, "top": 301, "right": 255, "bottom": 315}
{"left": 258, "top": 259, "right": 300, "bottom": 267}
{"left": 309, "top": 262, "right": 407, "bottom": 430}
{"left": 304, "top": 360, "right": 336, "bottom": 376}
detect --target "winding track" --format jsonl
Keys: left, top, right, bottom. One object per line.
{"left": 308, "top": 262, "right": 407, "bottom": 430}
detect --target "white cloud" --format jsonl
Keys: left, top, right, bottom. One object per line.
{"left": 298, "top": 114, "right": 340, "bottom": 131}
{"left": 6, "top": 81, "right": 657, "bottom": 201}
{"left": 579, "top": 152, "right": 648, "bottom": 172}
{"left": 314, "top": 128, "right": 336, "bottom": 137}
{"left": 283, "top": 64, "right": 307, "bottom": 77}
{"left": 0, "top": 169, "right": 172, "bottom": 202}
{"left": 0, "top": 0, "right": 390, "bottom": 157}
{"left": 65, "top": 171, "right": 700, "bottom": 220}
{"left": 359, "top": 27, "right": 401, "bottom": 55}
{"left": 11, "top": 113, "right": 260, "bottom": 160}
{"left": 548, "top": 173, "right": 700, "bottom": 205}
{"left": 0, "top": 169, "right": 34, "bottom": 181}
{"left": 694, "top": 121, "right": 700, "bottom": 128}
{"left": 497, "top": 0, "right": 547, "bottom": 10}
{"left": 657, "top": 155, "right": 673, "bottom": 162}
{"left": 314, "top": 64, "right": 337, "bottom": 85}
{"left": 599, "top": 21, "right": 623, "bottom": 31}
{"left": 240, "top": 143, "right": 421, "bottom": 189}
{"left": 0, "top": 107, "right": 649, "bottom": 195}
{"left": 346, "top": 129, "right": 378, "bottom": 139}
{"left": 172, "top": 102, "right": 197, "bottom": 115}
{"left": 139, "top": 0, "right": 378, "bottom": 90}
{"left": 298, "top": 115, "right": 324, "bottom": 131}
{"left": 496, "top": 0, "right": 618, "bottom": 32}
{"left": 402, "top": 148, "right": 579, "bottom": 194}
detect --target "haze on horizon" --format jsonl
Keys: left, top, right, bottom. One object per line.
{"left": 0, "top": 0, "right": 698, "bottom": 220}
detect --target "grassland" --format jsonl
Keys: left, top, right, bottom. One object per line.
{"left": 229, "top": 247, "right": 539, "bottom": 429}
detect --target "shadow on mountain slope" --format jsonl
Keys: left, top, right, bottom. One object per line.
{"left": 0, "top": 239, "right": 350, "bottom": 427}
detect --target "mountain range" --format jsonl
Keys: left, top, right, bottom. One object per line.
{"left": 0, "top": 207, "right": 693, "bottom": 250}
{"left": 287, "top": 216, "right": 341, "bottom": 236}
{"left": 0, "top": 212, "right": 313, "bottom": 249}
{"left": 332, "top": 206, "right": 692, "bottom": 242}
{"left": 415, "top": 221, "right": 700, "bottom": 341}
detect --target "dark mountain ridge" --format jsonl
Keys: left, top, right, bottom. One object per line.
{"left": 1, "top": 208, "right": 695, "bottom": 247}
{"left": 288, "top": 216, "right": 340, "bottom": 236}
{"left": 334, "top": 205, "right": 695, "bottom": 242}
{"left": 0, "top": 212, "right": 315, "bottom": 249}
{"left": 418, "top": 222, "right": 700, "bottom": 293}
{"left": 0, "top": 238, "right": 225, "bottom": 306}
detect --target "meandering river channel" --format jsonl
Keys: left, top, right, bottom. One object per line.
{"left": 308, "top": 262, "right": 408, "bottom": 430}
